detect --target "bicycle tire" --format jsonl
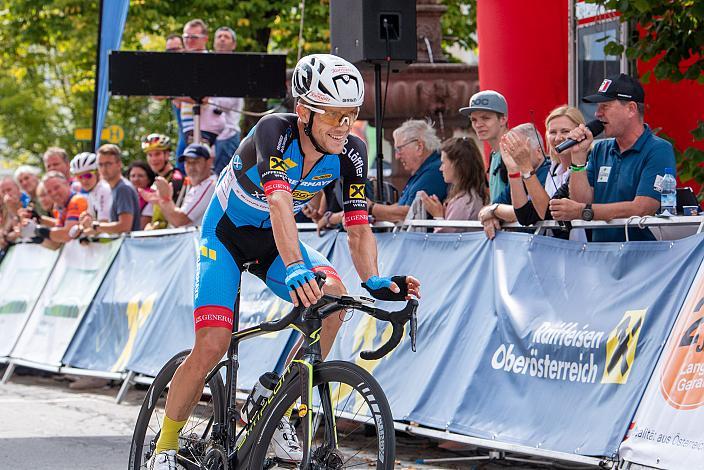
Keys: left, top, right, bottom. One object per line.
{"left": 128, "top": 349, "right": 227, "bottom": 470}
{"left": 246, "top": 360, "right": 396, "bottom": 469}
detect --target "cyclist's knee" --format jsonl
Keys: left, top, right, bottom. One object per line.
{"left": 323, "top": 277, "right": 347, "bottom": 296}
{"left": 190, "top": 328, "right": 231, "bottom": 371}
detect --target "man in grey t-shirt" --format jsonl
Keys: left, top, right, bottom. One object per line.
{"left": 80, "top": 144, "right": 141, "bottom": 234}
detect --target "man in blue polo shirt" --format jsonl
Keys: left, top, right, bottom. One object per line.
{"left": 549, "top": 73, "right": 675, "bottom": 242}
{"left": 368, "top": 119, "right": 447, "bottom": 222}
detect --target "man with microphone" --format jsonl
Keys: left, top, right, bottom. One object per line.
{"left": 549, "top": 73, "right": 675, "bottom": 242}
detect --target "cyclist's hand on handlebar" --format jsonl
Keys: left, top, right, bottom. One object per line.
{"left": 362, "top": 275, "right": 421, "bottom": 301}
{"left": 285, "top": 262, "right": 322, "bottom": 307}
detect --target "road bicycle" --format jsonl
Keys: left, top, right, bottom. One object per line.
{"left": 129, "top": 272, "right": 418, "bottom": 469}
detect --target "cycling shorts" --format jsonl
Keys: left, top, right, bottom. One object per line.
{"left": 193, "top": 204, "right": 340, "bottom": 331}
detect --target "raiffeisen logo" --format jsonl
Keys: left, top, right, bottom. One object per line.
{"left": 490, "top": 310, "right": 645, "bottom": 385}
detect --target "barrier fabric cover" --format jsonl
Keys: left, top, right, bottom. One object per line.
{"left": 10, "top": 240, "right": 120, "bottom": 367}
{"left": 63, "top": 230, "right": 337, "bottom": 389}
{"left": 0, "top": 244, "right": 59, "bottom": 357}
{"left": 63, "top": 233, "right": 197, "bottom": 374}
{"left": 327, "top": 231, "right": 704, "bottom": 457}
{"left": 619, "top": 260, "right": 704, "bottom": 469}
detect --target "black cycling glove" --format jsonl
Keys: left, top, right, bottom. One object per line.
{"left": 361, "top": 275, "right": 409, "bottom": 301}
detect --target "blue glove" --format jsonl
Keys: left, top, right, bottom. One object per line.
{"left": 285, "top": 263, "right": 316, "bottom": 292}
{"left": 362, "top": 275, "right": 408, "bottom": 301}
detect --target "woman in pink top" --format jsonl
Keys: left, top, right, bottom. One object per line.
{"left": 421, "top": 137, "right": 489, "bottom": 233}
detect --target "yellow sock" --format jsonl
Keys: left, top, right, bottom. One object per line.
{"left": 284, "top": 405, "right": 294, "bottom": 419}
{"left": 156, "top": 415, "right": 188, "bottom": 454}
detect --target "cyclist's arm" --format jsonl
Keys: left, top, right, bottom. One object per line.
{"left": 268, "top": 190, "right": 305, "bottom": 266}
{"left": 347, "top": 223, "right": 378, "bottom": 281}
{"left": 340, "top": 136, "right": 377, "bottom": 280}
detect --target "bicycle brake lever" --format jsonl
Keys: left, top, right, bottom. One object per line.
{"left": 410, "top": 308, "right": 417, "bottom": 353}
{"left": 359, "top": 299, "right": 418, "bottom": 360}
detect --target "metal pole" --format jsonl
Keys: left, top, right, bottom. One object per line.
{"left": 374, "top": 63, "right": 384, "bottom": 202}
{"left": 193, "top": 98, "right": 202, "bottom": 146}
{"left": 90, "top": 0, "right": 105, "bottom": 151}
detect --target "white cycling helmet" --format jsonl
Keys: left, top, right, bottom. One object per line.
{"left": 70, "top": 152, "right": 98, "bottom": 175}
{"left": 292, "top": 54, "right": 364, "bottom": 108}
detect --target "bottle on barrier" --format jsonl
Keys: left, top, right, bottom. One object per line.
{"left": 241, "top": 371, "right": 280, "bottom": 424}
{"left": 660, "top": 167, "right": 677, "bottom": 216}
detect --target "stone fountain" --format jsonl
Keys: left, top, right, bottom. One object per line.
{"left": 357, "top": 0, "right": 478, "bottom": 189}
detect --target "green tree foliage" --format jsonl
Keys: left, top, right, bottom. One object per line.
{"left": 0, "top": 0, "right": 474, "bottom": 166}
{"left": 589, "top": 0, "right": 704, "bottom": 193}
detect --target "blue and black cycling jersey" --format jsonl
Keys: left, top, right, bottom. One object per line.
{"left": 193, "top": 113, "right": 369, "bottom": 330}
{"left": 211, "top": 113, "right": 369, "bottom": 229}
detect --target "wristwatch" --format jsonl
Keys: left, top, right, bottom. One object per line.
{"left": 581, "top": 203, "right": 594, "bottom": 221}
{"left": 521, "top": 169, "right": 535, "bottom": 180}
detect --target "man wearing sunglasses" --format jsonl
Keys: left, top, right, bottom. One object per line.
{"left": 149, "top": 54, "right": 421, "bottom": 469}
{"left": 70, "top": 152, "right": 112, "bottom": 223}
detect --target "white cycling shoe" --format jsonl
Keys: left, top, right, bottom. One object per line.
{"left": 149, "top": 449, "right": 179, "bottom": 470}
{"left": 271, "top": 417, "right": 303, "bottom": 462}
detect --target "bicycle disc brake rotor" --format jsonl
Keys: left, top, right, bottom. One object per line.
{"left": 311, "top": 446, "right": 344, "bottom": 470}
{"left": 201, "top": 444, "right": 227, "bottom": 470}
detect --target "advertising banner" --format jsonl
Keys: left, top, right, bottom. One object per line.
{"left": 447, "top": 233, "right": 704, "bottom": 457}
{"left": 0, "top": 244, "right": 60, "bottom": 357}
{"left": 326, "top": 231, "right": 495, "bottom": 428}
{"left": 619, "top": 257, "right": 704, "bottom": 469}
{"left": 63, "top": 232, "right": 198, "bottom": 375}
{"left": 9, "top": 240, "right": 121, "bottom": 367}
{"left": 327, "top": 231, "right": 704, "bottom": 457}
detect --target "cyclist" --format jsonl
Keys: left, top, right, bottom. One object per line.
{"left": 150, "top": 54, "right": 421, "bottom": 469}
{"left": 70, "top": 152, "right": 112, "bottom": 223}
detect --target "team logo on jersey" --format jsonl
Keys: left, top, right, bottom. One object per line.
{"left": 292, "top": 189, "right": 314, "bottom": 200}
{"left": 269, "top": 156, "right": 297, "bottom": 172}
{"left": 313, "top": 174, "right": 333, "bottom": 181}
{"left": 349, "top": 184, "right": 365, "bottom": 199}
{"left": 232, "top": 155, "right": 243, "bottom": 171}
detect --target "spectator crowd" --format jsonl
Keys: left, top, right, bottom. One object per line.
{"left": 0, "top": 14, "right": 679, "bottom": 262}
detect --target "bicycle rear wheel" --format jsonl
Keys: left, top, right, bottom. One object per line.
{"left": 246, "top": 361, "right": 396, "bottom": 469}
{"left": 128, "top": 350, "right": 227, "bottom": 470}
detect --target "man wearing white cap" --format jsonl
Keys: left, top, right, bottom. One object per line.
{"left": 459, "top": 90, "right": 509, "bottom": 203}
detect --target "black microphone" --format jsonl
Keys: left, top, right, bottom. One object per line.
{"left": 555, "top": 120, "right": 605, "bottom": 154}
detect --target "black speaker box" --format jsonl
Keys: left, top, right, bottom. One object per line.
{"left": 109, "top": 51, "right": 287, "bottom": 98}
{"left": 330, "top": 0, "right": 417, "bottom": 65}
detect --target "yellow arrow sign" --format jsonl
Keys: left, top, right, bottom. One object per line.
{"left": 74, "top": 125, "right": 125, "bottom": 143}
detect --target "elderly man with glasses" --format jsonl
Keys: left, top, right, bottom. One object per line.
{"left": 367, "top": 119, "right": 448, "bottom": 223}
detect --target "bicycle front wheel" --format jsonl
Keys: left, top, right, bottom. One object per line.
{"left": 246, "top": 360, "right": 396, "bottom": 469}
{"left": 128, "top": 350, "right": 227, "bottom": 470}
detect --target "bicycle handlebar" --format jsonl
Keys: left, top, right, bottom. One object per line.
{"left": 259, "top": 273, "right": 328, "bottom": 332}
{"left": 257, "top": 272, "right": 419, "bottom": 360}
{"left": 359, "top": 299, "right": 418, "bottom": 360}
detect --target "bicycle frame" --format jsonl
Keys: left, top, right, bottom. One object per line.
{"left": 196, "top": 276, "right": 417, "bottom": 469}
{"left": 203, "top": 290, "right": 342, "bottom": 469}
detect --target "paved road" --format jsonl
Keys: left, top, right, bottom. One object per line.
{"left": 0, "top": 371, "right": 579, "bottom": 469}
